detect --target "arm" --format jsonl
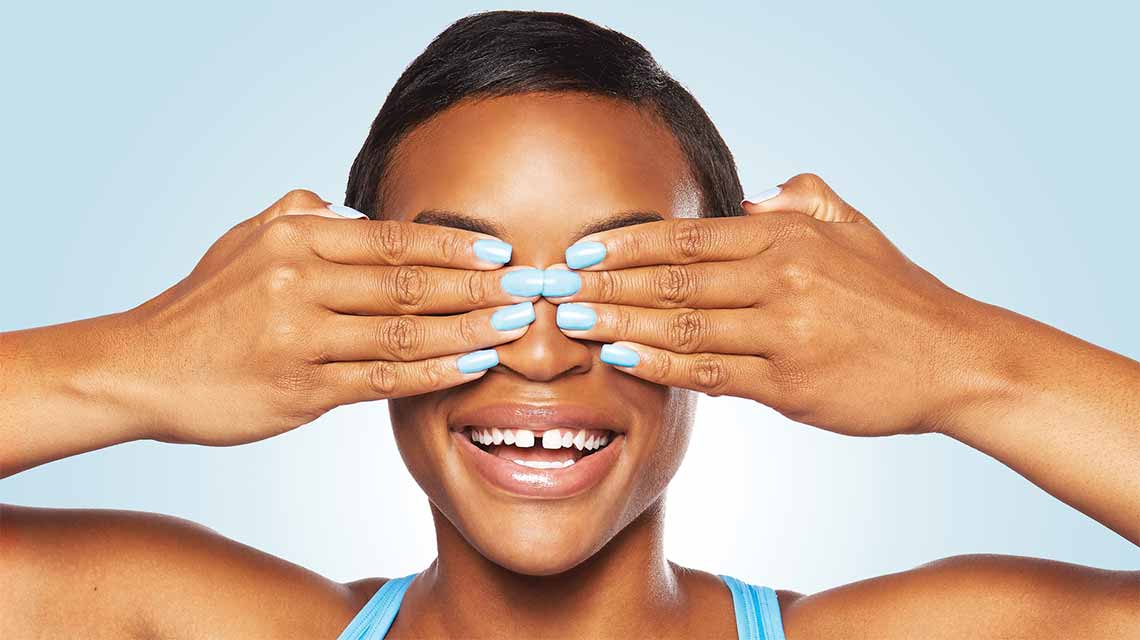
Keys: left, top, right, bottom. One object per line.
{"left": 1, "top": 189, "right": 528, "bottom": 478}
{"left": 551, "top": 173, "right": 1140, "bottom": 636}
{"left": 1, "top": 190, "right": 530, "bottom": 634}
{"left": 941, "top": 303, "right": 1140, "bottom": 545}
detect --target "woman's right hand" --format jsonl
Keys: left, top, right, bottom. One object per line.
{"left": 119, "top": 189, "right": 535, "bottom": 446}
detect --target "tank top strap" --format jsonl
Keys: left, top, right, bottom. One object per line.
{"left": 718, "top": 574, "right": 787, "bottom": 640}
{"left": 337, "top": 573, "right": 416, "bottom": 640}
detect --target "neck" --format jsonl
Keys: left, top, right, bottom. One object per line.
{"left": 410, "top": 498, "right": 686, "bottom": 637}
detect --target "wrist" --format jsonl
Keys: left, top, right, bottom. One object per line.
{"left": 925, "top": 296, "right": 1034, "bottom": 442}
{"left": 66, "top": 310, "right": 166, "bottom": 443}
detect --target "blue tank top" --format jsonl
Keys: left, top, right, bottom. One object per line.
{"left": 337, "top": 573, "right": 786, "bottom": 639}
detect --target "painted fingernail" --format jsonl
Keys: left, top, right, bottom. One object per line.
{"left": 500, "top": 268, "right": 544, "bottom": 297}
{"left": 473, "top": 239, "right": 512, "bottom": 265}
{"left": 741, "top": 186, "right": 782, "bottom": 205}
{"left": 491, "top": 301, "right": 536, "bottom": 331}
{"left": 326, "top": 203, "right": 369, "bottom": 219}
{"left": 565, "top": 241, "right": 606, "bottom": 269}
{"left": 556, "top": 303, "right": 596, "bottom": 331}
{"left": 600, "top": 344, "right": 640, "bottom": 367}
{"left": 542, "top": 269, "right": 581, "bottom": 297}
{"left": 457, "top": 349, "right": 499, "bottom": 374}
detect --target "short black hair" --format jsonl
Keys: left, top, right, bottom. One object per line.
{"left": 345, "top": 10, "right": 742, "bottom": 218}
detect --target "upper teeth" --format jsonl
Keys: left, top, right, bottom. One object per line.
{"left": 469, "top": 428, "right": 610, "bottom": 450}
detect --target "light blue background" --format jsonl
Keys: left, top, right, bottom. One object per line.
{"left": 2, "top": 1, "right": 1137, "bottom": 593}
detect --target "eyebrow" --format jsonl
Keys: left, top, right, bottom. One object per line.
{"left": 411, "top": 208, "right": 664, "bottom": 240}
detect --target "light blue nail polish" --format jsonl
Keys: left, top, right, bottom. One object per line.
{"left": 473, "top": 239, "right": 512, "bottom": 264}
{"left": 542, "top": 269, "right": 581, "bottom": 297}
{"left": 491, "top": 302, "right": 535, "bottom": 331}
{"left": 500, "top": 268, "right": 544, "bottom": 297}
{"left": 556, "top": 303, "right": 596, "bottom": 330}
{"left": 565, "top": 241, "right": 606, "bottom": 269}
{"left": 600, "top": 344, "right": 640, "bottom": 367}
{"left": 457, "top": 349, "right": 499, "bottom": 373}
{"left": 741, "top": 186, "right": 782, "bottom": 205}
{"left": 327, "top": 203, "right": 369, "bottom": 219}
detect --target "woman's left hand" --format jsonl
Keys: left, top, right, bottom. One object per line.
{"left": 549, "top": 173, "right": 998, "bottom": 438}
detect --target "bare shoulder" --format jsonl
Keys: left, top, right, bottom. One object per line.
{"left": 0, "top": 503, "right": 379, "bottom": 638}
{"left": 779, "top": 554, "right": 1140, "bottom": 639}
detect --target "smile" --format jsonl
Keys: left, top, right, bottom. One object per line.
{"left": 466, "top": 427, "right": 614, "bottom": 468}
{"left": 448, "top": 404, "right": 626, "bottom": 499}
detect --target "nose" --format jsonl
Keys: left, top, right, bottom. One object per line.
{"left": 496, "top": 297, "right": 593, "bottom": 381}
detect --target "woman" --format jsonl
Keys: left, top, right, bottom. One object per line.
{"left": 2, "top": 10, "right": 1137, "bottom": 639}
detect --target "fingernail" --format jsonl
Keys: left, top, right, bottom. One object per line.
{"left": 565, "top": 241, "right": 606, "bottom": 269}
{"left": 500, "top": 268, "right": 544, "bottom": 297}
{"left": 457, "top": 349, "right": 499, "bottom": 374}
{"left": 600, "top": 344, "right": 640, "bottom": 367}
{"left": 491, "top": 301, "right": 535, "bottom": 331}
{"left": 556, "top": 303, "right": 596, "bottom": 330}
{"left": 473, "top": 239, "right": 512, "bottom": 265}
{"left": 326, "top": 203, "right": 369, "bottom": 219}
{"left": 741, "top": 186, "right": 781, "bottom": 206}
{"left": 542, "top": 269, "right": 581, "bottom": 297}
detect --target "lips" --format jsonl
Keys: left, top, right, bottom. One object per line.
{"left": 448, "top": 404, "right": 626, "bottom": 499}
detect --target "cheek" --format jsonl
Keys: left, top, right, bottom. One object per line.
{"left": 632, "top": 387, "right": 697, "bottom": 504}
{"left": 388, "top": 395, "right": 449, "bottom": 497}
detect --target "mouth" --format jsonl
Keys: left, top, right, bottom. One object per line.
{"left": 448, "top": 404, "right": 626, "bottom": 499}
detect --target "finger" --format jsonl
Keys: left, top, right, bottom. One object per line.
{"left": 316, "top": 264, "right": 541, "bottom": 315}
{"left": 320, "top": 349, "right": 499, "bottom": 405}
{"left": 301, "top": 215, "right": 513, "bottom": 269}
{"left": 597, "top": 341, "right": 775, "bottom": 403}
{"left": 741, "top": 173, "right": 868, "bottom": 223}
{"left": 319, "top": 304, "right": 534, "bottom": 362}
{"left": 253, "top": 189, "right": 343, "bottom": 224}
{"left": 548, "top": 262, "right": 761, "bottom": 309}
{"left": 555, "top": 303, "right": 772, "bottom": 356}
{"left": 564, "top": 215, "right": 781, "bottom": 271}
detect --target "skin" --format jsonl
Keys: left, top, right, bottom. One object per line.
{"left": 1, "top": 93, "right": 1138, "bottom": 638}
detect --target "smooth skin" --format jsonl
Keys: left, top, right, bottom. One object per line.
{"left": 2, "top": 94, "right": 1139, "bottom": 638}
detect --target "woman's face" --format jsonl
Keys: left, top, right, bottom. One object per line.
{"left": 384, "top": 93, "right": 701, "bottom": 576}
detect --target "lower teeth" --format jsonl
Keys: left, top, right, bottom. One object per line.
{"left": 512, "top": 459, "right": 575, "bottom": 469}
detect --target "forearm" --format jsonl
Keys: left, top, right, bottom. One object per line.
{"left": 944, "top": 302, "right": 1140, "bottom": 545}
{"left": 0, "top": 313, "right": 155, "bottom": 477}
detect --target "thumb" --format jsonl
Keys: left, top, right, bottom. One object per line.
{"left": 741, "top": 173, "right": 867, "bottom": 223}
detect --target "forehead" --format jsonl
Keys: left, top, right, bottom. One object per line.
{"left": 382, "top": 93, "right": 700, "bottom": 263}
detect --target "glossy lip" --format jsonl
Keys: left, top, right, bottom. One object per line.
{"left": 448, "top": 403, "right": 627, "bottom": 499}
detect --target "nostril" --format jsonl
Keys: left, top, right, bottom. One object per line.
{"left": 495, "top": 301, "right": 593, "bottom": 381}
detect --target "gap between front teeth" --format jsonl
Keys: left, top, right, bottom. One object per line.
{"left": 468, "top": 427, "right": 610, "bottom": 450}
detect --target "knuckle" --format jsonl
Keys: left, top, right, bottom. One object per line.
{"left": 648, "top": 350, "right": 673, "bottom": 382}
{"left": 369, "top": 220, "right": 410, "bottom": 264}
{"left": 611, "top": 305, "right": 635, "bottom": 337}
{"left": 366, "top": 361, "right": 400, "bottom": 396}
{"left": 669, "top": 220, "right": 713, "bottom": 260}
{"left": 421, "top": 358, "right": 448, "bottom": 389}
{"left": 434, "top": 231, "right": 465, "bottom": 264}
{"left": 377, "top": 316, "right": 423, "bottom": 361}
{"left": 653, "top": 265, "right": 696, "bottom": 306}
{"left": 457, "top": 312, "right": 481, "bottom": 346}
{"left": 391, "top": 265, "right": 427, "bottom": 310}
{"left": 778, "top": 260, "right": 814, "bottom": 293}
{"left": 689, "top": 355, "right": 730, "bottom": 395}
{"left": 263, "top": 215, "right": 310, "bottom": 248}
{"left": 462, "top": 270, "right": 488, "bottom": 305}
{"left": 791, "top": 172, "right": 829, "bottom": 194}
{"left": 281, "top": 188, "right": 321, "bottom": 209}
{"left": 667, "top": 309, "right": 708, "bottom": 353}
{"left": 595, "top": 270, "right": 621, "bottom": 304}
{"left": 264, "top": 261, "right": 306, "bottom": 295}
{"left": 785, "top": 312, "right": 817, "bottom": 348}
